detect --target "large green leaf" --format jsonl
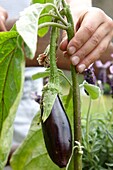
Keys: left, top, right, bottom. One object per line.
{"left": 10, "top": 113, "right": 60, "bottom": 170}
{"left": 16, "top": 3, "right": 55, "bottom": 59}
{"left": 24, "top": 153, "right": 60, "bottom": 170}
{"left": 0, "top": 31, "right": 25, "bottom": 169}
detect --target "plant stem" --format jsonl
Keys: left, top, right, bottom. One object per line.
{"left": 49, "top": 26, "right": 59, "bottom": 85}
{"left": 71, "top": 65, "right": 82, "bottom": 170}
{"left": 42, "top": 3, "right": 68, "bottom": 26}
{"left": 39, "top": 13, "right": 59, "bottom": 20}
{"left": 62, "top": 0, "right": 82, "bottom": 169}
{"left": 39, "top": 13, "right": 68, "bottom": 26}
{"left": 38, "top": 22, "right": 68, "bottom": 31}
{"left": 86, "top": 97, "right": 92, "bottom": 152}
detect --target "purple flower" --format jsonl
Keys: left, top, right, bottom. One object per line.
{"left": 95, "top": 60, "right": 111, "bottom": 69}
{"left": 84, "top": 64, "right": 97, "bottom": 85}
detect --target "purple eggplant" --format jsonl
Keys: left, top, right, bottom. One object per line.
{"left": 41, "top": 95, "right": 72, "bottom": 168}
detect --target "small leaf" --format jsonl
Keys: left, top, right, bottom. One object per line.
{"left": 83, "top": 82, "right": 101, "bottom": 100}
{"left": 32, "top": 69, "right": 49, "bottom": 80}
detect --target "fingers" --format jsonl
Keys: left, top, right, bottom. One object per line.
{"left": 76, "top": 32, "right": 113, "bottom": 73}
{"left": 60, "top": 8, "right": 113, "bottom": 73}
{"left": 70, "top": 20, "right": 113, "bottom": 64}
{"left": 67, "top": 8, "right": 111, "bottom": 54}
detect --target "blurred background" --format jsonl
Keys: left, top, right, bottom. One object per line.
{"left": 93, "top": 0, "right": 113, "bottom": 19}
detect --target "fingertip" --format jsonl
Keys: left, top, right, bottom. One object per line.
{"left": 67, "top": 46, "right": 76, "bottom": 55}
{"left": 77, "top": 64, "right": 86, "bottom": 73}
{"left": 70, "top": 56, "right": 80, "bottom": 65}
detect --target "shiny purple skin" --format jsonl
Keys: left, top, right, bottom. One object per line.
{"left": 41, "top": 95, "right": 72, "bottom": 168}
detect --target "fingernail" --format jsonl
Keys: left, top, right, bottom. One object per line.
{"left": 71, "top": 56, "right": 80, "bottom": 65}
{"left": 78, "top": 64, "right": 86, "bottom": 73}
{"left": 68, "top": 46, "right": 76, "bottom": 55}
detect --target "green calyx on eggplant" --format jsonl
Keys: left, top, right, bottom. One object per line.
{"left": 41, "top": 95, "right": 72, "bottom": 168}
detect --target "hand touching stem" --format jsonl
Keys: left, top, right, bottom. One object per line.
{"left": 60, "top": 7, "right": 113, "bottom": 73}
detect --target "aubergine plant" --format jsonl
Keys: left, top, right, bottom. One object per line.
{"left": 0, "top": 0, "right": 100, "bottom": 170}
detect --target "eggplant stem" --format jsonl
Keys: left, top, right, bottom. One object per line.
{"left": 62, "top": 0, "right": 82, "bottom": 169}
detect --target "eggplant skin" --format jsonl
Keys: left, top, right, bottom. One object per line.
{"left": 41, "top": 95, "right": 72, "bottom": 168}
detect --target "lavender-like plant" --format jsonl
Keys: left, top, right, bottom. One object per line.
{"left": 84, "top": 64, "right": 97, "bottom": 85}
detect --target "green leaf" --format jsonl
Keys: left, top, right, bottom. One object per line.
{"left": 10, "top": 113, "right": 44, "bottom": 170}
{"left": 83, "top": 82, "right": 101, "bottom": 100}
{"left": 58, "top": 69, "right": 72, "bottom": 87}
{"left": 16, "top": 3, "right": 55, "bottom": 59}
{"left": 10, "top": 113, "right": 60, "bottom": 170}
{"left": 32, "top": 0, "right": 54, "bottom": 37}
{"left": 0, "top": 31, "right": 25, "bottom": 169}
{"left": 32, "top": 69, "right": 49, "bottom": 80}
{"left": 24, "top": 153, "right": 60, "bottom": 170}
{"left": 38, "top": 8, "right": 52, "bottom": 37}
{"left": 16, "top": 4, "right": 44, "bottom": 59}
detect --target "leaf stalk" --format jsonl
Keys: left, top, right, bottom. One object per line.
{"left": 38, "top": 22, "right": 68, "bottom": 30}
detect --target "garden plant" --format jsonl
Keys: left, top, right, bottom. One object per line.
{"left": 0, "top": 0, "right": 113, "bottom": 170}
